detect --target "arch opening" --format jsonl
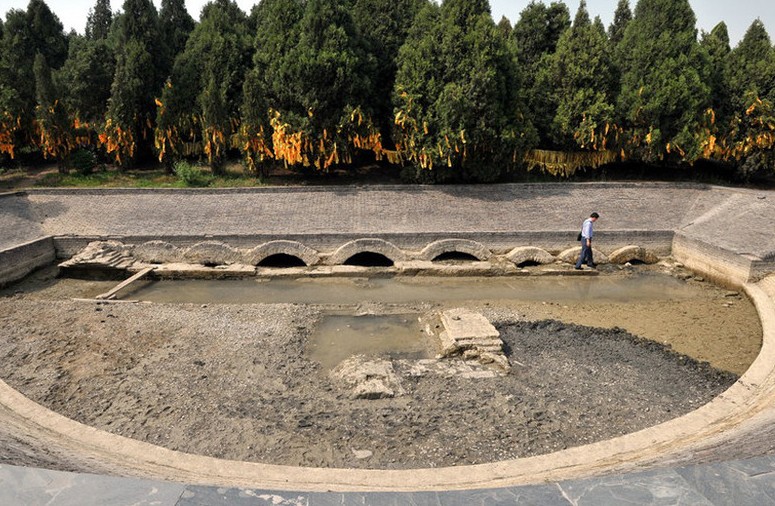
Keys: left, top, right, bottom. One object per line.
{"left": 343, "top": 252, "right": 394, "bottom": 267}
{"left": 432, "top": 251, "right": 480, "bottom": 263}
{"left": 258, "top": 254, "right": 307, "bottom": 268}
{"left": 516, "top": 260, "right": 542, "bottom": 268}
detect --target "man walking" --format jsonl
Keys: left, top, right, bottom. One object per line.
{"left": 575, "top": 212, "right": 599, "bottom": 270}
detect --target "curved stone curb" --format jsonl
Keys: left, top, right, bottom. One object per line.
{"left": 183, "top": 241, "right": 241, "bottom": 266}
{"left": 326, "top": 238, "right": 408, "bottom": 266}
{"left": 417, "top": 239, "right": 492, "bottom": 262}
{"left": 608, "top": 245, "right": 659, "bottom": 265}
{"left": 505, "top": 246, "right": 555, "bottom": 267}
{"left": 132, "top": 241, "right": 181, "bottom": 264}
{"left": 0, "top": 276, "right": 773, "bottom": 492}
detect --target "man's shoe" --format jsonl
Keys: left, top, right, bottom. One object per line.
{"left": 574, "top": 266, "right": 583, "bottom": 270}
{"left": 589, "top": 264, "right": 597, "bottom": 269}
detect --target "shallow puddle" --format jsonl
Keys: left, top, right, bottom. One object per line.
{"left": 307, "top": 314, "right": 430, "bottom": 371}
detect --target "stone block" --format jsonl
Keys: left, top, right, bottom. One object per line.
{"left": 330, "top": 356, "right": 405, "bottom": 400}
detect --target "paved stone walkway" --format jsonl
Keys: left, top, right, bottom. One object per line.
{"left": 3, "top": 455, "right": 775, "bottom": 505}
{"left": 0, "top": 183, "right": 769, "bottom": 257}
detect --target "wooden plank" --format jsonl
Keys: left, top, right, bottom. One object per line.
{"left": 95, "top": 267, "right": 154, "bottom": 300}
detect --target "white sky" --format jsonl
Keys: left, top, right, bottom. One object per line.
{"left": 0, "top": 0, "right": 772, "bottom": 46}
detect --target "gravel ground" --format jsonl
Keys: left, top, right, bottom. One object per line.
{"left": 0, "top": 266, "right": 749, "bottom": 470}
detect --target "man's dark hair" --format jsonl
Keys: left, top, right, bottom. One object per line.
{"left": 591, "top": 212, "right": 600, "bottom": 218}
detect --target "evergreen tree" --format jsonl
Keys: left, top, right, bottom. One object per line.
{"left": 243, "top": 0, "right": 379, "bottom": 172}
{"left": 616, "top": 0, "right": 711, "bottom": 161}
{"left": 607, "top": 0, "right": 631, "bottom": 47}
{"left": 104, "top": 0, "right": 164, "bottom": 166}
{"left": 727, "top": 20, "right": 775, "bottom": 110}
{"left": 497, "top": 16, "right": 512, "bottom": 38}
{"left": 34, "top": 52, "right": 72, "bottom": 170}
{"left": 58, "top": 35, "right": 115, "bottom": 123}
{"left": 0, "top": 2, "right": 68, "bottom": 160}
{"left": 155, "top": 0, "right": 252, "bottom": 172}
{"left": 722, "top": 21, "right": 775, "bottom": 176}
{"left": 86, "top": 0, "right": 113, "bottom": 40}
{"left": 351, "top": 0, "right": 424, "bottom": 144}
{"left": 27, "top": 0, "right": 68, "bottom": 69}
{"left": 700, "top": 22, "right": 733, "bottom": 126}
{"left": 513, "top": 1, "right": 570, "bottom": 67}
{"left": 159, "top": 0, "right": 195, "bottom": 71}
{"left": 284, "top": 0, "right": 372, "bottom": 129}
{"left": 393, "top": 0, "right": 536, "bottom": 182}
{"left": 548, "top": 1, "right": 616, "bottom": 150}
{"left": 513, "top": 1, "right": 571, "bottom": 146}
{"left": 240, "top": 0, "right": 304, "bottom": 174}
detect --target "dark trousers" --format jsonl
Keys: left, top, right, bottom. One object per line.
{"left": 576, "top": 240, "right": 594, "bottom": 268}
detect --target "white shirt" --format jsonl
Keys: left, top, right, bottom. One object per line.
{"left": 581, "top": 218, "right": 594, "bottom": 240}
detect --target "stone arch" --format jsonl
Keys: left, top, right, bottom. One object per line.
{"left": 558, "top": 246, "right": 609, "bottom": 265}
{"left": 608, "top": 245, "right": 659, "bottom": 265}
{"left": 244, "top": 241, "right": 320, "bottom": 267}
{"left": 183, "top": 241, "right": 241, "bottom": 266}
{"left": 326, "top": 239, "right": 407, "bottom": 266}
{"left": 506, "top": 246, "right": 555, "bottom": 267}
{"left": 132, "top": 241, "right": 182, "bottom": 264}
{"left": 418, "top": 239, "right": 492, "bottom": 262}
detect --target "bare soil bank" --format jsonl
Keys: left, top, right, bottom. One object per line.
{"left": 0, "top": 265, "right": 761, "bottom": 470}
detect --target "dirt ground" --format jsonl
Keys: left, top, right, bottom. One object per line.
{"left": 0, "top": 264, "right": 761, "bottom": 470}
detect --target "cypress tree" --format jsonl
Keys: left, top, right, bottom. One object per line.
{"left": 513, "top": 1, "right": 571, "bottom": 147}
{"left": 86, "top": 0, "right": 113, "bottom": 40}
{"left": 724, "top": 21, "right": 775, "bottom": 176}
{"left": 616, "top": 0, "right": 711, "bottom": 161}
{"left": 727, "top": 20, "right": 775, "bottom": 109}
{"left": 159, "top": 0, "right": 195, "bottom": 72}
{"left": 240, "top": 0, "right": 304, "bottom": 175}
{"left": 155, "top": 0, "right": 252, "bottom": 172}
{"left": 104, "top": 0, "right": 164, "bottom": 166}
{"left": 607, "top": 0, "right": 631, "bottom": 47}
{"left": 351, "top": 0, "right": 424, "bottom": 144}
{"left": 548, "top": 1, "right": 616, "bottom": 151}
{"left": 247, "top": 0, "right": 379, "bottom": 172}
{"left": 58, "top": 35, "right": 115, "bottom": 124}
{"left": 34, "top": 52, "right": 72, "bottom": 170}
{"left": 393, "top": 0, "right": 536, "bottom": 182}
{"left": 700, "top": 22, "right": 733, "bottom": 127}
{"left": 0, "top": 1, "right": 67, "bottom": 160}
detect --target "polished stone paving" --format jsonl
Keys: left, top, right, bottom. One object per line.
{"left": 3, "top": 455, "right": 775, "bottom": 505}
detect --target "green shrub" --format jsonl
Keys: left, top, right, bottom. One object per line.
{"left": 173, "top": 161, "right": 212, "bottom": 187}
{"left": 70, "top": 148, "right": 98, "bottom": 175}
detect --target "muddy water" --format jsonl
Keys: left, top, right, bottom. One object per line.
{"left": 117, "top": 272, "right": 762, "bottom": 375}
{"left": 17, "top": 267, "right": 761, "bottom": 374}
{"left": 308, "top": 314, "right": 430, "bottom": 370}
{"left": 123, "top": 274, "right": 698, "bottom": 305}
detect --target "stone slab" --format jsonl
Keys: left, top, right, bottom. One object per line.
{"left": 440, "top": 308, "right": 500, "bottom": 342}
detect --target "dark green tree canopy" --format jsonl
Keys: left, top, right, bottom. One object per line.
{"left": 351, "top": 0, "right": 424, "bottom": 137}
{"left": 616, "top": 0, "right": 711, "bottom": 160}
{"left": 727, "top": 19, "right": 775, "bottom": 108}
{"left": 393, "top": 0, "right": 535, "bottom": 182}
{"left": 159, "top": 0, "right": 194, "bottom": 69}
{"left": 57, "top": 35, "right": 115, "bottom": 122}
{"left": 512, "top": 1, "right": 571, "bottom": 67}
{"left": 701, "top": 22, "right": 732, "bottom": 123}
{"left": 547, "top": 0, "right": 616, "bottom": 149}
{"left": 86, "top": 0, "right": 113, "bottom": 40}
{"left": 608, "top": 0, "right": 631, "bottom": 46}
